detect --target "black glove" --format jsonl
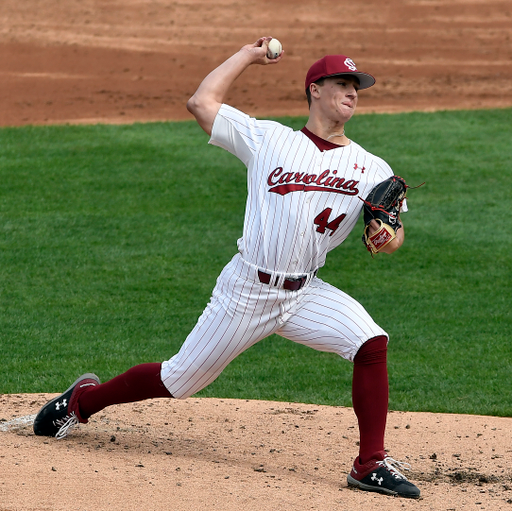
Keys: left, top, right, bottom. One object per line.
{"left": 361, "top": 176, "right": 408, "bottom": 255}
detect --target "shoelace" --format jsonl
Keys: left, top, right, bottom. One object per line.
{"left": 378, "top": 456, "right": 412, "bottom": 480}
{"left": 54, "top": 411, "right": 80, "bottom": 440}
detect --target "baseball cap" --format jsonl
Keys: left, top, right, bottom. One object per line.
{"left": 305, "top": 55, "right": 376, "bottom": 91}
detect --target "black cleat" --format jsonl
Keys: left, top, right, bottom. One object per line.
{"left": 33, "top": 373, "right": 100, "bottom": 439}
{"left": 347, "top": 455, "right": 421, "bottom": 498}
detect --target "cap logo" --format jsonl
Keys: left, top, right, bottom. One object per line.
{"left": 344, "top": 58, "right": 357, "bottom": 71}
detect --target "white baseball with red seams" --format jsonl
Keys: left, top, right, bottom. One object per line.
{"left": 267, "top": 38, "right": 282, "bottom": 59}
{"left": 161, "top": 104, "right": 405, "bottom": 399}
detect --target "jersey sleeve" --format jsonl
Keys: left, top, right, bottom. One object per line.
{"left": 372, "top": 154, "right": 394, "bottom": 181}
{"left": 209, "top": 104, "right": 278, "bottom": 167}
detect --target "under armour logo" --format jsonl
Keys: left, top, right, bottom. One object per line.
{"left": 354, "top": 163, "right": 365, "bottom": 173}
{"left": 344, "top": 58, "right": 358, "bottom": 71}
{"left": 371, "top": 472, "right": 384, "bottom": 486}
{"left": 55, "top": 399, "right": 68, "bottom": 411}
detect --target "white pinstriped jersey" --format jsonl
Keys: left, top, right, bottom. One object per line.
{"left": 210, "top": 104, "right": 398, "bottom": 274}
{"left": 161, "top": 104, "right": 397, "bottom": 397}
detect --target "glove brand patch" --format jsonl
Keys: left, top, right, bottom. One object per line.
{"left": 368, "top": 225, "right": 394, "bottom": 250}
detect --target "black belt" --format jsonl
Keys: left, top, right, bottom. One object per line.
{"left": 257, "top": 270, "right": 317, "bottom": 291}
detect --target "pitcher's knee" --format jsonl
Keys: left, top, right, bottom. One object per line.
{"left": 354, "top": 336, "right": 388, "bottom": 365}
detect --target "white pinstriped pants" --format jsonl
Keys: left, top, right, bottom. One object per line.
{"left": 161, "top": 253, "right": 387, "bottom": 399}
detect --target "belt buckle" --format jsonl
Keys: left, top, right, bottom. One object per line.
{"left": 259, "top": 269, "right": 315, "bottom": 291}
{"left": 286, "top": 275, "right": 305, "bottom": 283}
{"left": 283, "top": 275, "right": 306, "bottom": 291}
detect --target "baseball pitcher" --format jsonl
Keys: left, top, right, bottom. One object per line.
{"left": 33, "top": 37, "right": 420, "bottom": 499}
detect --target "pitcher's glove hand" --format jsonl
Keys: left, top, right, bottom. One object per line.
{"left": 361, "top": 176, "right": 408, "bottom": 255}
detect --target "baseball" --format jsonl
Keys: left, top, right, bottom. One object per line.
{"left": 267, "top": 38, "right": 282, "bottom": 59}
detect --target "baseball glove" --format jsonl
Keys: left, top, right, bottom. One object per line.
{"left": 361, "top": 175, "right": 408, "bottom": 255}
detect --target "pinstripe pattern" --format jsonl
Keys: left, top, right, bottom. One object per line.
{"left": 276, "top": 278, "right": 387, "bottom": 360}
{"left": 160, "top": 105, "right": 394, "bottom": 399}
{"left": 210, "top": 105, "right": 393, "bottom": 274}
{"left": 161, "top": 254, "right": 387, "bottom": 399}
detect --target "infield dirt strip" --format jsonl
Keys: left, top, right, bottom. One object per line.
{"left": 1, "top": 1, "right": 512, "bottom": 510}
{"left": 0, "top": 0, "right": 511, "bottom": 125}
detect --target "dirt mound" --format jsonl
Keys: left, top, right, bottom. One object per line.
{"left": 2, "top": 394, "right": 512, "bottom": 510}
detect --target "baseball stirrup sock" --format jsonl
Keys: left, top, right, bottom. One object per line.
{"left": 78, "top": 363, "right": 173, "bottom": 419}
{"left": 352, "top": 335, "right": 389, "bottom": 465}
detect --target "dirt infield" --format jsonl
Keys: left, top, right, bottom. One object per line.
{"left": 1, "top": 1, "right": 512, "bottom": 509}
{"left": 2, "top": 395, "right": 512, "bottom": 510}
{"left": 1, "top": 0, "right": 511, "bottom": 126}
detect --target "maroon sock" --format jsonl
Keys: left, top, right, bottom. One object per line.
{"left": 78, "top": 363, "right": 173, "bottom": 419}
{"left": 352, "top": 335, "right": 389, "bottom": 465}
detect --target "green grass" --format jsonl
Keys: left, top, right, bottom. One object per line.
{"left": 0, "top": 108, "right": 511, "bottom": 416}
